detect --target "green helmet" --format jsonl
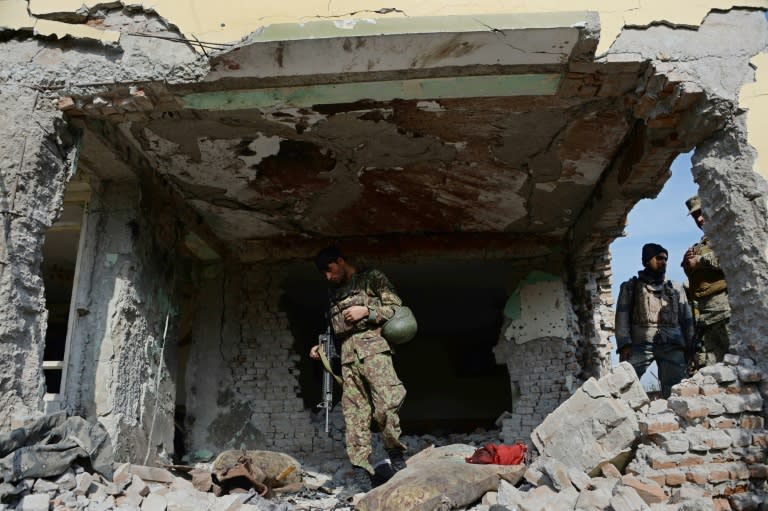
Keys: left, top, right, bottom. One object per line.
{"left": 382, "top": 306, "right": 418, "bottom": 345}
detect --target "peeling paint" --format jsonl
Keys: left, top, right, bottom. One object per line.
{"left": 739, "top": 52, "right": 768, "bottom": 179}
{"left": 182, "top": 74, "right": 561, "bottom": 111}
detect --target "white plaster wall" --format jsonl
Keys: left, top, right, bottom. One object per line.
{"left": 504, "top": 280, "right": 570, "bottom": 343}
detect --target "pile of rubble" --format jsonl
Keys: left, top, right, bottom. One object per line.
{"left": 450, "top": 357, "right": 768, "bottom": 511}
{"left": 1, "top": 357, "right": 765, "bottom": 511}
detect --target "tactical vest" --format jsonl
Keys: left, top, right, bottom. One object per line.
{"left": 631, "top": 278, "right": 679, "bottom": 327}
{"left": 687, "top": 238, "right": 727, "bottom": 299}
{"left": 328, "top": 289, "right": 373, "bottom": 338}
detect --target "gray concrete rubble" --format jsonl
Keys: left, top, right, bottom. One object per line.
{"left": 1, "top": 358, "right": 766, "bottom": 510}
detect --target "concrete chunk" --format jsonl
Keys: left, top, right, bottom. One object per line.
{"left": 19, "top": 494, "right": 49, "bottom": 511}
{"left": 531, "top": 366, "right": 640, "bottom": 474}
{"left": 621, "top": 475, "right": 668, "bottom": 505}
{"left": 141, "top": 493, "right": 167, "bottom": 511}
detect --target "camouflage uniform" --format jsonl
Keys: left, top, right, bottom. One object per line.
{"left": 328, "top": 269, "right": 407, "bottom": 474}
{"left": 685, "top": 235, "right": 730, "bottom": 366}
{"left": 615, "top": 272, "right": 694, "bottom": 397}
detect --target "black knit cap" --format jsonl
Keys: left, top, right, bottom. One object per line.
{"left": 641, "top": 243, "right": 668, "bottom": 266}
{"left": 314, "top": 246, "right": 343, "bottom": 271}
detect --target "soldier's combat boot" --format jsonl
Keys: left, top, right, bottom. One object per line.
{"left": 350, "top": 466, "right": 373, "bottom": 493}
{"left": 387, "top": 449, "right": 407, "bottom": 472}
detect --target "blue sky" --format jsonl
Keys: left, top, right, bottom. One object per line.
{"left": 610, "top": 151, "right": 700, "bottom": 296}
{"left": 608, "top": 151, "right": 701, "bottom": 383}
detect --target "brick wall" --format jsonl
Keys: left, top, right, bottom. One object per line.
{"left": 236, "top": 265, "right": 345, "bottom": 458}
{"left": 628, "top": 355, "right": 768, "bottom": 507}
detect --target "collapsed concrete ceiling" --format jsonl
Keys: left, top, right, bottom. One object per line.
{"left": 66, "top": 14, "right": 706, "bottom": 263}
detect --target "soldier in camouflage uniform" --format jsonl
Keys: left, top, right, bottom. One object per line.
{"left": 682, "top": 195, "right": 731, "bottom": 366}
{"left": 615, "top": 243, "right": 695, "bottom": 398}
{"left": 310, "top": 246, "right": 407, "bottom": 491}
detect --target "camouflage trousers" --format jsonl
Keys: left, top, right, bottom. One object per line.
{"left": 696, "top": 318, "right": 730, "bottom": 367}
{"left": 628, "top": 343, "right": 687, "bottom": 399}
{"left": 341, "top": 351, "right": 406, "bottom": 474}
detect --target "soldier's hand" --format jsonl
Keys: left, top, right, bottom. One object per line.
{"left": 309, "top": 344, "right": 321, "bottom": 360}
{"left": 342, "top": 305, "right": 369, "bottom": 322}
{"left": 618, "top": 346, "right": 632, "bottom": 362}
{"left": 683, "top": 251, "right": 698, "bottom": 270}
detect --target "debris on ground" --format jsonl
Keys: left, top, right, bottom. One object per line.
{"left": 0, "top": 358, "right": 765, "bottom": 510}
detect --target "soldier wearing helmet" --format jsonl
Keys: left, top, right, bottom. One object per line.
{"left": 682, "top": 195, "right": 731, "bottom": 366}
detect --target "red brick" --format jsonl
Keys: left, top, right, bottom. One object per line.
{"left": 708, "top": 469, "right": 731, "bottom": 483}
{"left": 713, "top": 498, "right": 732, "bottom": 511}
{"left": 678, "top": 456, "right": 705, "bottom": 467}
{"left": 641, "top": 420, "right": 680, "bottom": 435}
{"left": 748, "top": 464, "right": 768, "bottom": 479}
{"left": 673, "top": 384, "right": 700, "bottom": 397}
{"left": 711, "top": 418, "right": 737, "bottom": 429}
{"left": 665, "top": 472, "right": 686, "bottom": 486}
{"left": 740, "top": 416, "right": 764, "bottom": 429}
{"left": 687, "top": 470, "right": 709, "bottom": 484}
{"left": 651, "top": 458, "right": 678, "bottom": 470}
{"left": 58, "top": 96, "right": 75, "bottom": 110}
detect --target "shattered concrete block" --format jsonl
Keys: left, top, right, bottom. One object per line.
{"left": 537, "top": 456, "right": 573, "bottom": 491}
{"left": 575, "top": 486, "right": 612, "bottom": 511}
{"left": 130, "top": 475, "right": 150, "bottom": 497}
{"left": 53, "top": 469, "right": 77, "bottom": 492}
{"left": 497, "top": 479, "right": 525, "bottom": 508}
{"left": 567, "top": 467, "right": 592, "bottom": 492}
{"left": 141, "top": 492, "right": 168, "bottom": 511}
{"left": 699, "top": 366, "right": 737, "bottom": 385}
{"left": 515, "top": 485, "right": 561, "bottom": 511}
{"left": 621, "top": 475, "right": 668, "bottom": 505}
{"left": 667, "top": 396, "right": 710, "bottom": 420}
{"left": 653, "top": 431, "right": 689, "bottom": 454}
{"left": 599, "top": 461, "right": 622, "bottom": 479}
{"left": 129, "top": 466, "right": 176, "bottom": 484}
{"left": 32, "top": 478, "right": 59, "bottom": 493}
{"left": 609, "top": 485, "right": 649, "bottom": 511}
{"left": 18, "top": 494, "right": 49, "bottom": 511}
{"left": 531, "top": 370, "right": 640, "bottom": 475}
{"left": 75, "top": 472, "right": 94, "bottom": 496}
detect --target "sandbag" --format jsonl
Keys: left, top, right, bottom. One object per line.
{"left": 357, "top": 444, "right": 525, "bottom": 511}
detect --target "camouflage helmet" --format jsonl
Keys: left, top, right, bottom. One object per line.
{"left": 685, "top": 195, "right": 702, "bottom": 215}
{"left": 382, "top": 306, "right": 418, "bottom": 345}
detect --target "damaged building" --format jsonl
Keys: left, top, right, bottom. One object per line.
{"left": 1, "top": 0, "right": 767, "bottom": 486}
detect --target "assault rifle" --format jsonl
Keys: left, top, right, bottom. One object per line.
{"left": 317, "top": 327, "right": 340, "bottom": 434}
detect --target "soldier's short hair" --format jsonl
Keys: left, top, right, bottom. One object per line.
{"left": 314, "top": 246, "right": 344, "bottom": 270}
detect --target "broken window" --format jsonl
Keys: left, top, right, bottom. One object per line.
{"left": 41, "top": 181, "right": 89, "bottom": 407}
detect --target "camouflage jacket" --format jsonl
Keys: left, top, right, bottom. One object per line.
{"left": 328, "top": 268, "right": 402, "bottom": 365}
{"left": 615, "top": 272, "right": 694, "bottom": 351}
{"left": 684, "top": 235, "right": 730, "bottom": 326}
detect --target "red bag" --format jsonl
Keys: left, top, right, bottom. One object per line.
{"left": 465, "top": 443, "right": 527, "bottom": 465}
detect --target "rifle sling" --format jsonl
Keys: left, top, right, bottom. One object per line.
{"left": 318, "top": 345, "right": 343, "bottom": 386}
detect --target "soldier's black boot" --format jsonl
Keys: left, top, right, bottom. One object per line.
{"left": 350, "top": 467, "right": 373, "bottom": 493}
{"left": 387, "top": 449, "right": 407, "bottom": 472}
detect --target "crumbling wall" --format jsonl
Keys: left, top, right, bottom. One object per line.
{"left": 185, "top": 263, "right": 344, "bottom": 459}
{"left": 494, "top": 273, "right": 584, "bottom": 443}
{"left": 608, "top": 8, "right": 768, "bottom": 374}
{"left": 0, "top": 83, "right": 77, "bottom": 429}
{"left": 0, "top": 8, "right": 207, "bottom": 452}
{"left": 61, "top": 181, "right": 183, "bottom": 464}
